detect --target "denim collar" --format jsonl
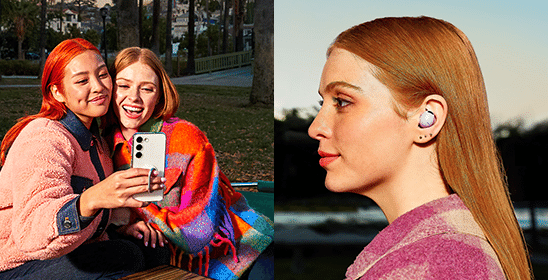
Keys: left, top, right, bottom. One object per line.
{"left": 59, "top": 110, "right": 100, "bottom": 152}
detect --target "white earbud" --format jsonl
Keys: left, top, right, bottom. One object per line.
{"left": 419, "top": 109, "right": 436, "bottom": 128}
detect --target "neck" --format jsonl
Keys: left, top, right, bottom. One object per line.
{"left": 361, "top": 145, "right": 451, "bottom": 223}
{"left": 121, "top": 127, "right": 138, "bottom": 141}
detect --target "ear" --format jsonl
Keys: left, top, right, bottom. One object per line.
{"left": 411, "top": 94, "right": 448, "bottom": 144}
{"left": 50, "top": 85, "right": 66, "bottom": 104}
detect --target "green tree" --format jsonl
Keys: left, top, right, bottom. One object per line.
{"left": 4, "top": 0, "right": 39, "bottom": 59}
{"left": 83, "top": 28, "right": 100, "bottom": 46}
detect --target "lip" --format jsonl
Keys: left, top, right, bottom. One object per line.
{"left": 318, "top": 150, "right": 339, "bottom": 168}
{"left": 89, "top": 95, "right": 108, "bottom": 105}
{"left": 121, "top": 104, "right": 144, "bottom": 119}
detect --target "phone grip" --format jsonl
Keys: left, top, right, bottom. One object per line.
{"left": 147, "top": 167, "right": 157, "bottom": 193}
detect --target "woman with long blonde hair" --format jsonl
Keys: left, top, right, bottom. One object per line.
{"left": 309, "top": 16, "right": 531, "bottom": 279}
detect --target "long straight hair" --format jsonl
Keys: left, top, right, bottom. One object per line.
{"left": 0, "top": 38, "right": 101, "bottom": 165}
{"left": 330, "top": 16, "right": 531, "bottom": 280}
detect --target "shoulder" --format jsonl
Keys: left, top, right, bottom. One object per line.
{"left": 367, "top": 233, "right": 504, "bottom": 279}
{"left": 17, "top": 118, "right": 75, "bottom": 149}
{"left": 162, "top": 117, "right": 209, "bottom": 147}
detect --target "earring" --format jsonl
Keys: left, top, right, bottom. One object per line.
{"left": 419, "top": 109, "right": 436, "bottom": 128}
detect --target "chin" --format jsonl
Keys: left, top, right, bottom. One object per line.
{"left": 324, "top": 176, "right": 347, "bottom": 193}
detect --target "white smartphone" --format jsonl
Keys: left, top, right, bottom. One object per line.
{"left": 131, "top": 132, "right": 166, "bottom": 202}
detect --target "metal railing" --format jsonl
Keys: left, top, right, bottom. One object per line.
{"left": 195, "top": 50, "right": 253, "bottom": 74}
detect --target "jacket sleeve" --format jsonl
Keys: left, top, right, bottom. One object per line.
{"left": 6, "top": 121, "right": 103, "bottom": 260}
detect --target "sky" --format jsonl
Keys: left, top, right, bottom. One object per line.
{"left": 274, "top": 0, "right": 548, "bottom": 128}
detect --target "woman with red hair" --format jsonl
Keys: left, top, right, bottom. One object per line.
{"left": 310, "top": 17, "right": 531, "bottom": 279}
{"left": 0, "top": 38, "right": 167, "bottom": 279}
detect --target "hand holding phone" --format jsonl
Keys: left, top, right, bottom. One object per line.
{"left": 131, "top": 132, "right": 166, "bottom": 202}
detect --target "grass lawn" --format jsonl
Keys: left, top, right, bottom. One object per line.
{"left": 0, "top": 81, "right": 273, "bottom": 184}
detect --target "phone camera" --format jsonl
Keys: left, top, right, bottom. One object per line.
{"left": 136, "top": 144, "right": 143, "bottom": 151}
{"left": 136, "top": 136, "right": 143, "bottom": 143}
{"left": 135, "top": 152, "right": 143, "bottom": 158}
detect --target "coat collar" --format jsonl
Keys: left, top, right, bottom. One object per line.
{"left": 59, "top": 110, "right": 100, "bottom": 151}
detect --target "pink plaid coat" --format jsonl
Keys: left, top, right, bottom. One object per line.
{"left": 345, "top": 194, "right": 505, "bottom": 280}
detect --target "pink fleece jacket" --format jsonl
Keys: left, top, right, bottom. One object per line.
{"left": 345, "top": 194, "right": 505, "bottom": 280}
{"left": 0, "top": 114, "right": 113, "bottom": 272}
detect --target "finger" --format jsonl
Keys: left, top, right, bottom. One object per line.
{"left": 123, "top": 176, "right": 166, "bottom": 190}
{"left": 122, "top": 197, "right": 151, "bottom": 208}
{"left": 123, "top": 168, "right": 160, "bottom": 179}
{"left": 156, "top": 230, "right": 167, "bottom": 247}
{"left": 134, "top": 183, "right": 166, "bottom": 196}
{"left": 142, "top": 223, "right": 151, "bottom": 247}
{"left": 147, "top": 223, "right": 158, "bottom": 248}
{"left": 130, "top": 222, "right": 145, "bottom": 240}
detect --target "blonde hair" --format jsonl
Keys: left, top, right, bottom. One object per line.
{"left": 102, "top": 47, "right": 179, "bottom": 129}
{"left": 330, "top": 16, "right": 531, "bottom": 280}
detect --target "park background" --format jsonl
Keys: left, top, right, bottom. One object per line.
{"left": 0, "top": 0, "right": 274, "bottom": 185}
{"left": 274, "top": 0, "right": 548, "bottom": 279}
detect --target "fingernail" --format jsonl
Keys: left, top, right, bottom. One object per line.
{"left": 153, "top": 170, "right": 159, "bottom": 176}
{"left": 152, "top": 243, "right": 156, "bottom": 248}
{"left": 144, "top": 242, "right": 148, "bottom": 247}
{"left": 161, "top": 184, "right": 166, "bottom": 189}
{"left": 137, "top": 234, "right": 143, "bottom": 239}
{"left": 160, "top": 242, "right": 164, "bottom": 247}
{"left": 161, "top": 177, "right": 167, "bottom": 183}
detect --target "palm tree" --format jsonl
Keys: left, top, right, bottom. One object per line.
{"left": 151, "top": 0, "right": 160, "bottom": 55}
{"left": 165, "top": 0, "right": 173, "bottom": 75}
{"left": 249, "top": 0, "right": 273, "bottom": 105}
{"left": 5, "top": 0, "right": 39, "bottom": 60}
{"left": 38, "top": 0, "right": 47, "bottom": 79}
{"left": 185, "top": 0, "right": 195, "bottom": 74}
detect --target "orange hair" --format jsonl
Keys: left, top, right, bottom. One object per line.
{"left": 330, "top": 16, "right": 532, "bottom": 280}
{"left": 0, "top": 38, "right": 101, "bottom": 165}
{"left": 101, "top": 47, "right": 179, "bottom": 130}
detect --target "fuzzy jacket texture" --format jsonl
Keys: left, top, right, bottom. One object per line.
{"left": 107, "top": 117, "right": 274, "bottom": 280}
{"left": 0, "top": 115, "right": 113, "bottom": 272}
{"left": 345, "top": 194, "right": 505, "bottom": 280}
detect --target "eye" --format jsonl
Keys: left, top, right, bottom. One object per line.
{"left": 141, "top": 87, "right": 155, "bottom": 93}
{"left": 99, "top": 72, "right": 109, "bottom": 79}
{"left": 76, "top": 78, "right": 88, "bottom": 84}
{"left": 334, "top": 97, "right": 351, "bottom": 108}
{"left": 117, "top": 84, "right": 129, "bottom": 89}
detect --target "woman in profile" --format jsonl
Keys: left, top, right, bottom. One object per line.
{"left": 308, "top": 16, "right": 531, "bottom": 279}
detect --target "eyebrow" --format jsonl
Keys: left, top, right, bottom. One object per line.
{"left": 326, "top": 81, "right": 362, "bottom": 92}
{"left": 115, "top": 77, "right": 157, "bottom": 86}
{"left": 319, "top": 81, "right": 363, "bottom": 96}
{"left": 71, "top": 64, "right": 107, "bottom": 77}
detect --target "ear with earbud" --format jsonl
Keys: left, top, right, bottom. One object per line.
{"left": 418, "top": 109, "right": 436, "bottom": 128}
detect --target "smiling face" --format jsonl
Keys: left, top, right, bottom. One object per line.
{"left": 113, "top": 60, "right": 160, "bottom": 140}
{"left": 53, "top": 50, "right": 112, "bottom": 128}
{"left": 308, "top": 48, "right": 414, "bottom": 194}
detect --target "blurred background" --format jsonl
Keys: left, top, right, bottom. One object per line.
{"left": 275, "top": 0, "right": 548, "bottom": 279}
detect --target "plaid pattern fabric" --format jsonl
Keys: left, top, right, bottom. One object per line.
{"left": 345, "top": 194, "right": 505, "bottom": 280}
{"left": 108, "top": 118, "right": 273, "bottom": 279}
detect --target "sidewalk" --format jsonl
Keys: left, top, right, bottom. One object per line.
{"left": 2, "top": 66, "right": 253, "bottom": 88}
{"left": 171, "top": 66, "right": 253, "bottom": 87}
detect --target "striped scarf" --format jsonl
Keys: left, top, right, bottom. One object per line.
{"left": 107, "top": 117, "right": 273, "bottom": 279}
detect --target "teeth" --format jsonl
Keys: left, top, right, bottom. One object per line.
{"left": 123, "top": 106, "right": 143, "bottom": 113}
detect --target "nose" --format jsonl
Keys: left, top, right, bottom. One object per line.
{"left": 308, "top": 107, "right": 332, "bottom": 140}
{"left": 126, "top": 85, "right": 141, "bottom": 101}
{"left": 90, "top": 74, "right": 106, "bottom": 93}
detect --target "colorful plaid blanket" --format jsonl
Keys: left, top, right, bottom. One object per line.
{"left": 107, "top": 117, "right": 273, "bottom": 279}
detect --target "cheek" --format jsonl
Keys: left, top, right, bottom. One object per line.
{"left": 339, "top": 111, "right": 407, "bottom": 169}
{"left": 144, "top": 94, "right": 160, "bottom": 111}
